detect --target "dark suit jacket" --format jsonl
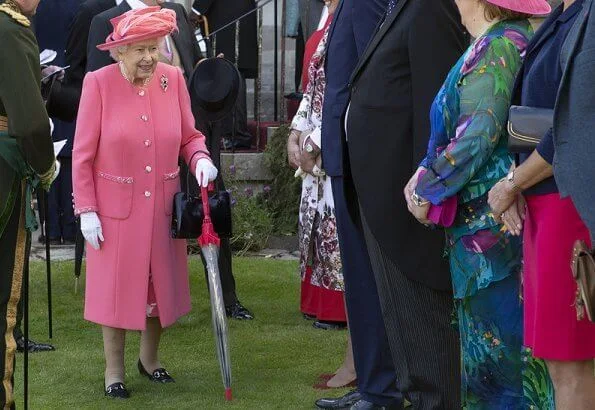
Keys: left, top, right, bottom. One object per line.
{"left": 554, "top": 0, "right": 595, "bottom": 238}
{"left": 44, "top": 0, "right": 114, "bottom": 134}
{"left": 193, "top": 0, "right": 258, "bottom": 78}
{"left": 86, "top": 1, "right": 203, "bottom": 77}
{"left": 34, "top": 0, "right": 82, "bottom": 155}
{"left": 344, "top": 0, "right": 467, "bottom": 291}
{"left": 320, "top": 0, "right": 387, "bottom": 177}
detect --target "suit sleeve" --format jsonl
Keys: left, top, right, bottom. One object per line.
{"left": 176, "top": 69, "right": 211, "bottom": 173}
{"left": 408, "top": 0, "right": 466, "bottom": 170}
{"left": 46, "top": 3, "right": 95, "bottom": 121}
{"left": 352, "top": 0, "right": 387, "bottom": 57}
{"left": 416, "top": 38, "right": 522, "bottom": 205}
{"left": 87, "top": 15, "right": 115, "bottom": 72}
{"left": 72, "top": 72, "right": 102, "bottom": 215}
{"left": 0, "top": 26, "right": 54, "bottom": 176}
{"left": 178, "top": 4, "right": 204, "bottom": 64}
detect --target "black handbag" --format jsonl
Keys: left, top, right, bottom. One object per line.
{"left": 507, "top": 106, "right": 554, "bottom": 153}
{"left": 170, "top": 164, "right": 232, "bottom": 239}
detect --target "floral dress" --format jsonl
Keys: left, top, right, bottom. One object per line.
{"left": 415, "top": 20, "right": 553, "bottom": 409}
{"left": 290, "top": 22, "right": 345, "bottom": 321}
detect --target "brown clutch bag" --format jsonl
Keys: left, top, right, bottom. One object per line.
{"left": 507, "top": 106, "right": 554, "bottom": 153}
{"left": 571, "top": 240, "right": 595, "bottom": 322}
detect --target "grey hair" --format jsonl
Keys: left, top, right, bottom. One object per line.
{"left": 109, "top": 37, "right": 167, "bottom": 62}
{"left": 109, "top": 45, "right": 129, "bottom": 62}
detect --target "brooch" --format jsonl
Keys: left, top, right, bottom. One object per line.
{"left": 160, "top": 74, "right": 168, "bottom": 92}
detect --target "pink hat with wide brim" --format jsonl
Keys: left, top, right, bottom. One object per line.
{"left": 97, "top": 6, "right": 178, "bottom": 51}
{"left": 485, "top": 0, "right": 551, "bottom": 15}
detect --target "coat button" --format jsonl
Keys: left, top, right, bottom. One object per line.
{"left": 139, "top": 90, "right": 145, "bottom": 96}
{"left": 145, "top": 165, "right": 152, "bottom": 173}
{"left": 141, "top": 115, "right": 148, "bottom": 122}
{"left": 144, "top": 140, "right": 151, "bottom": 147}
{"left": 144, "top": 191, "right": 151, "bottom": 198}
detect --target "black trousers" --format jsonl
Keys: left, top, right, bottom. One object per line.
{"left": 221, "top": 72, "right": 252, "bottom": 149}
{"left": 183, "top": 120, "right": 238, "bottom": 308}
{"left": 361, "top": 211, "right": 461, "bottom": 410}
{"left": 0, "top": 182, "right": 28, "bottom": 409}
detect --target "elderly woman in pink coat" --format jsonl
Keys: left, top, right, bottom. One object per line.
{"left": 72, "top": 7, "right": 218, "bottom": 398}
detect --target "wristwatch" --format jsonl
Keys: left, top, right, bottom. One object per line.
{"left": 506, "top": 169, "right": 521, "bottom": 192}
{"left": 411, "top": 191, "right": 429, "bottom": 207}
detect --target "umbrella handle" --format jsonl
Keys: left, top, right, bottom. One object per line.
{"left": 200, "top": 185, "right": 211, "bottom": 220}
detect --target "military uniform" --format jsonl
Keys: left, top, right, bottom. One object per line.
{"left": 0, "top": 1, "right": 55, "bottom": 408}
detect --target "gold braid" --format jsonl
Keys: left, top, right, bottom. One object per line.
{"left": 0, "top": 0, "right": 30, "bottom": 27}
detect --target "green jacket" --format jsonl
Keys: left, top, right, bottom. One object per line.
{"left": 0, "top": 5, "right": 55, "bottom": 235}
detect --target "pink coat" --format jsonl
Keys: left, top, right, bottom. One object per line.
{"left": 73, "top": 63, "right": 210, "bottom": 330}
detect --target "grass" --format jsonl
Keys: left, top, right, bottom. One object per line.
{"left": 14, "top": 257, "right": 350, "bottom": 409}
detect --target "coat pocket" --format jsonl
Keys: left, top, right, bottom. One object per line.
{"left": 95, "top": 171, "right": 134, "bottom": 220}
{"left": 163, "top": 167, "right": 181, "bottom": 216}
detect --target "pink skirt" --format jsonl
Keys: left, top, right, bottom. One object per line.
{"left": 523, "top": 193, "right": 595, "bottom": 360}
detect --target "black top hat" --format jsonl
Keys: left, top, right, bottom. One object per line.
{"left": 189, "top": 57, "right": 240, "bottom": 123}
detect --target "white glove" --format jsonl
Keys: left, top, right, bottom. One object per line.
{"left": 80, "top": 212, "right": 104, "bottom": 250}
{"left": 195, "top": 158, "right": 218, "bottom": 187}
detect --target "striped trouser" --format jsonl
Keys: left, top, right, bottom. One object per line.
{"left": 361, "top": 213, "right": 461, "bottom": 410}
{"left": 0, "top": 181, "right": 27, "bottom": 410}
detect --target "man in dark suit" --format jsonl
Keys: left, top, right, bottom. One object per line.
{"left": 343, "top": 0, "right": 466, "bottom": 408}
{"left": 312, "top": 0, "right": 403, "bottom": 409}
{"left": 191, "top": 0, "right": 256, "bottom": 149}
{"left": 554, "top": 0, "right": 595, "bottom": 239}
{"left": 86, "top": 0, "right": 254, "bottom": 321}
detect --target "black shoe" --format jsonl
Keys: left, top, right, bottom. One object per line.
{"left": 349, "top": 399, "right": 402, "bottom": 410}
{"left": 313, "top": 320, "right": 347, "bottom": 330}
{"left": 137, "top": 359, "right": 175, "bottom": 383}
{"left": 315, "top": 390, "right": 362, "bottom": 409}
{"left": 225, "top": 301, "right": 254, "bottom": 320}
{"left": 16, "top": 336, "right": 55, "bottom": 353}
{"left": 104, "top": 382, "right": 130, "bottom": 399}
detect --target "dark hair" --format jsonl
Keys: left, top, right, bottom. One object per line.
{"left": 481, "top": 1, "right": 532, "bottom": 21}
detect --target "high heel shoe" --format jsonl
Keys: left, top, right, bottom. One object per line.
{"left": 104, "top": 382, "right": 130, "bottom": 399}
{"left": 137, "top": 359, "right": 175, "bottom": 383}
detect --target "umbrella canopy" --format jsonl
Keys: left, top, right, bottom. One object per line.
{"left": 198, "top": 184, "right": 233, "bottom": 400}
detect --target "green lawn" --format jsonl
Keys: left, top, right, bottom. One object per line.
{"left": 15, "top": 257, "right": 350, "bottom": 409}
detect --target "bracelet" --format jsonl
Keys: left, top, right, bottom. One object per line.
{"left": 411, "top": 191, "right": 430, "bottom": 207}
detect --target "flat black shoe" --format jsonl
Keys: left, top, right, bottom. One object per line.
{"left": 225, "top": 301, "right": 254, "bottom": 320}
{"left": 313, "top": 320, "right": 347, "bottom": 330}
{"left": 16, "top": 336, "right": 55, "bottom": 353}
{"left": 316, "top": 390, "right": 362, "bottom": 409}
{"left": 104, "top": 382, "right": 129, "bottom": 399}
{"left": 137, "top": 359, "right": 175, "bottom": 383}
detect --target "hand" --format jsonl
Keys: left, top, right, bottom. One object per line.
{"left": 287, "top": 129, "right": 301, "bottom": 169}
{"left": 500, "top": 195, "right": 526, "bottom": 236}
{"left": 195, "top": 158, "right": 218, "bottom": 187}
{"left": 80, "top": 212, "right": 104, "bottom": 250}
{"left": 404, "top": 166, "right": 426, "bottom": 210}
{"left": 41, "top": 65, "right": 65, "bottom": 83}
{"left": 299, "top": 137, "right": 321, "bottom": 175}
{"left": 410, "top": 201, "right": 431, "bottom": 225}
{"left": 488, "top": 178, "right": 518, "bottom": 223}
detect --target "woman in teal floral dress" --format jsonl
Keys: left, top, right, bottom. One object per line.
{"left": 405, "top": 0, "right": 554, "bottom": 408}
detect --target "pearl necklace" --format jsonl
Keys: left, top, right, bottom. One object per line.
{"left": 119, "top": 61, "right": 151, "bottom": 88}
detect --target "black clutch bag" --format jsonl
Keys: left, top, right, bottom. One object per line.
{"left": 507, "top": 106, "right": 554, "bottom": 153}
{"left": 170, "top": 167, "right": 232, "bottom": 239}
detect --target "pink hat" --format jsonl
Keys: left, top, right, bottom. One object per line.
{"left": 485, "top": 0, "right": 551, "bottom": 15}
{"left": 97, "top": 7, "right": 178, "bottom": 51}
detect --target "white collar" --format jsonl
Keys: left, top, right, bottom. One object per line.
{"left": 126, "top": 0, "right": 149, "bottom": 9}
{"left": 115, "top": 0, "right": 123, "bottom": 5}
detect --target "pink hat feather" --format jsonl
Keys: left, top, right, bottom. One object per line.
{"left": 97, "top": 6, "right": 178, "bottom": 51}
